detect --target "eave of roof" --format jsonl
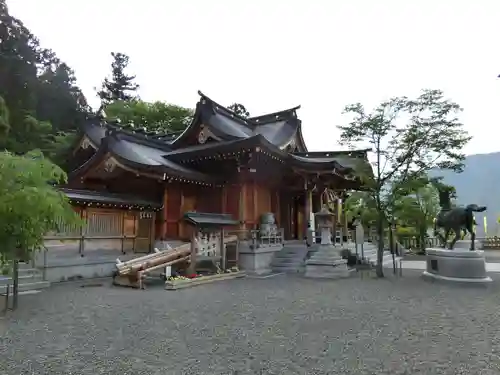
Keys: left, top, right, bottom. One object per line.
{"left": 289, "top": 149, "right": 372, "bottom": 173}
{"left": 183, "top": 211, "right": 239, "bottom": 227}
{"left": 61, "top": 188, "right": 162, "bottom": 209}
{"left": 164, "top": 134, "right": 286, "bottom": 163}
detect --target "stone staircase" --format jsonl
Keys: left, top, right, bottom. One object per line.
{"left": 0, "top": 263, "right": 50, "bottom": 295}
{"left": 270, "top": 242, "right": 309, "bottom": 273}
{"left": 345, "top": 241, "right": 401, "bottom": 266}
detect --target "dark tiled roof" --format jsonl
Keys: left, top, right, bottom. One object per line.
{"left": 74, "top": 95, "right": 371, "bottom": 184}
{"left": 171, "top": 91, "right": 303, "bottom": 149}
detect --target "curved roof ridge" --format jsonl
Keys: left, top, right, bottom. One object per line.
{"left": 249, "top": 105, "right": 301, "bottom": 125}
{"left": 198, "top": 91, "right": 252, "bottom": 127}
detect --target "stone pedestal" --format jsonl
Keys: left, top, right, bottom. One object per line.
{"left": 304, "top": 244, "right": 351, "bottom": 279}
{"left": 422, "top": 241, "right": 492, "bottom": 284}
{"left": 238, "top": 241, "right": 283, "bottom": 275}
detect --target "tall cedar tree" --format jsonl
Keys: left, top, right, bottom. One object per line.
{"left": 338, "top": 89, "right": 471, "bottom": 277}
{"left": 0, "top": 0, "right": 88, "bottom": 162}
{"left": 98, "top": 52, "right": 139, "bottom": 107}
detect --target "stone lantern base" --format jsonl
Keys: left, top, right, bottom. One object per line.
{"left": 304, "top": 243, "right": 352, "bottom": 279}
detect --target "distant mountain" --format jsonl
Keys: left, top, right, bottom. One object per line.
{"left": 431, "top": 152, "right": 500, "bottom": 237}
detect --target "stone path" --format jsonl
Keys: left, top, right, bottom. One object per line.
{"left": 2, "top": 273, "right": 500, "bottom": 374}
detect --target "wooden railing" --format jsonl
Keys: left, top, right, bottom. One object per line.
{"left": 44, "top": 209, "right": 156, "bottom": 256}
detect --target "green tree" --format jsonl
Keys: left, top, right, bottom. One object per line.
{"left": 98, "top": 52, "right": 139, "bottom": 106}
{"left": 0, "top": 150, "right": 81, "bottom": 306}
{"left": 228, "top": 103, "right": 250, "bottom": 118}
{"left": 344, "top": 191, "right": 378, "bottom": 229}
{"left": 0, "top": 96, "right": 10, "bottom": 139}
{"left": 105, "top": 100, "right": 193, "bottom": 133}
{"left": 36, "top": 61, "right": 89, "bottom": 131}
{"left": 392, "top": 178, "right": 441, "bottom": 253}
{"left": 338, "top": 89, "right": 471, "bottom": 277}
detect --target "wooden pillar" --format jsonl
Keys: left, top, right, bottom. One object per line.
{"left": 333, "top": 201, "right": 339, "bottom": 246}
{"left": 221, "top": 185, "right": 227, "bottom": 213}
{"left": 238, "top": 183, "right": 247, "bottom": 236}
{"left": 275, "top": 191, "right": 281, "bottom": 226}
{"left": 253, "top": 183, "right": 258, "bottom": 227}
{"left": 150, "top": 211, "right": 156, "bottom": 252}
{"left": 79, "top": 207, "right": 87, "bottom": 257}
{"left": 179, "top": 188, "right": 185, "bottom": 239}
{"left": 121, "top": 211, "right": 126, "bottom": 254}
{"left": 343, "top": 200, "right": 349, "bottom": 242}
{"left": 188, "top": 228, "right": 198, "bottom": 274}
{"left": 160, "top": 187, "right": 168, "bottom": 240}
{"left": 132, "top": 212, "right": 137, "bottom": 252}
{"left": 220, "top": 228, "right": 226, "bottom": 270}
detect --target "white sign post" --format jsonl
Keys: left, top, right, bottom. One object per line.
{"left": 354, "top": 220, "right": 365, "bottom": 260}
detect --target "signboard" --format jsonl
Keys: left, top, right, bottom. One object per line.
{"left": 139, "top": 212, "right": 153, "bottom": 220}
{"left": 355, "top": 223, "right": 364, "bottom": 244}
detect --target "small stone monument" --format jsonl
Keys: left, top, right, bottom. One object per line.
{"left": 304, "top": 207, "right": 351, "bottom": 279}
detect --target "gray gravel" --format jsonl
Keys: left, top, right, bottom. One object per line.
{"left": 2, "top": 271, "right": 500, "bottom": 374}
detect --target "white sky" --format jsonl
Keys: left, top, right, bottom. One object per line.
{"left": 9, "top": 0, "right": 500, "bottom": 155}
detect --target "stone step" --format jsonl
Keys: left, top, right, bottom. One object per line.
{"left": 1, "top": 289, "right": 42, "bottom": 297}
{"left": 271, "top": 258, "right": 304, "bottom": 266}
{"left": 274, "top": 254, "right": 305, "bottom": 260}
{"left": 0, "top": 273, "right": 43, "bottom": 285}
{"left": 273, "top": 251, "right": 305, "bottom": 258}
{"left": 307, "top": 257, "right": 344, "bottom": 264}
{"left": 271, "top": 256, "right": 304, "bottom": 264}
{"left": 304, "top": 264, "right": 352, "bottom": 279}
{"left": 0, "top": 280, "right": 50, "bottom": 294}
{"left": 271, "top": 263, "right": 303, "bottom": 270}
{"left": 273, "top": 255, "right": 305, "bottom": 262}
{"left": 271, "top": 265, "right": 305, "bottom": 273}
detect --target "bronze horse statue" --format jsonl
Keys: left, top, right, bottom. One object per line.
{"left": 434, "top": 204, "right": 487, "bottom": 250}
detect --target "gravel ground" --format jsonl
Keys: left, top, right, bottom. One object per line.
{"left": 1, "top": 272, "right": 500, "bottom": 375}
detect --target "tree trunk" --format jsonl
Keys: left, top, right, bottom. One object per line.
{"left": 12, "top": 259, "right": 19, "bottom": 310}
{"left": 376, "top": 216, "right": 385, "bottom": 277}
{"left": 419, "top": 225, "right": 427, "bottom": 254}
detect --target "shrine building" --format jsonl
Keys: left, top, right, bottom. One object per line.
{"left": 61, "top": 91, "right": 371, "bottom": 254}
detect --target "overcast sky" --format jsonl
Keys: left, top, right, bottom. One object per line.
{"left": 10, "top": 0, "right": 500, "bottom": 155}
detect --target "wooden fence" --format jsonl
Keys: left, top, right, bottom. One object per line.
{"left": 44, "top": 208, "right": 156, "bottom": 256}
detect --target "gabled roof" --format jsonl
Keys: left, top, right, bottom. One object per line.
{"left": 171, "top": 91, "right": 306, "bottom": 151}
{"left": 70, "top": 120, "right": 218, "bottom": 184}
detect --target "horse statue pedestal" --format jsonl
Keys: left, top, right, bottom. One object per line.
{"left": 422, "top": 241, "right": 492, "bottom": 285}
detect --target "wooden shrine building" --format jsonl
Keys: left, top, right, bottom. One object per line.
{"left": 64, "top": 92, "right": 370, "bottom": 253}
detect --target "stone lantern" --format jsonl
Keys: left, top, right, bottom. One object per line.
{"left": 315, "top": 206, "right": 334, "bottom": 246}
{"left": 304, "top": 206, "right": 351, "bottom": 279}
